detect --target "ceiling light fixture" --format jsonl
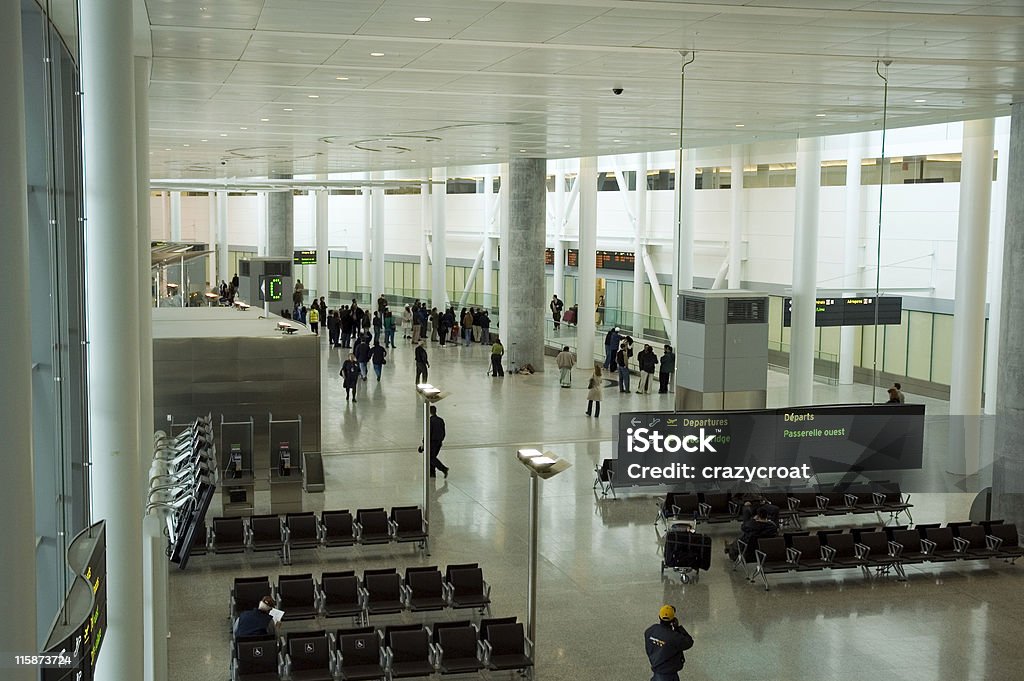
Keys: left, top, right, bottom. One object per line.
{"left": 219, "top": 133, "right": 228, "bottom": 137}
{"left": 735, "top": 124, "right": 745, "bottom": 127}
{"left": 283, "top": 107, "right": 293, "bottom": 111}
{"left": 816, "top": 113, "right": 827, "bottom": 117}
{"left": 200, "top": 139, "right": 208, "bottom": 142}
{"left": 370, "top": 52, "right": 385, "bottom": 57}
{"left": 335, "top": 76, "right": 349, "bottom": 81}
{"left": 413, "top": 17, "right": 432, "bottom": 22}
{"left": 519, "top": 149, "right": 526, "bottom": 152}
{"left": 669, "top": 132, "right": 677, "bottom": 136}
{"left": 914, "top": 98, "right": 927, "bottom": 103}
{"left": 260, "top": 118, "right": 269, "bottom": 121}
{"left": 308, "top": 94, "right": 319, "bottom": 98}
{"left": 239, "top": 126, "right": 247, "bottom": 130}
{"left": 164, "top": 148, "right": 171, "bottom": 151}
{"left": 183, "top": 143, "right": 190, "bottom": 147}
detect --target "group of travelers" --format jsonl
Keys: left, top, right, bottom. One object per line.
{"left": 601, "top": 326, "right": 675, "bottom": 396}
{"left": 402, "top": 301, "right": 493, "bottom": 347}
{"left": 339, "top": 330, "right": 389, "bottom": 402}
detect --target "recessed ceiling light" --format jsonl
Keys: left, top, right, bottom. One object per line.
{"left": 335, "top": 76, "right": 349, "bottom": 81}
{"left": 199, "top": 6, "right": 208, "bottom": 10}
{"left": 183, "top": 143, "right": 190, "bottom": 147}
{"left": 613, "top": 139, "right": 621, "bottom": 142}
{"left": 815, "top": 113, "right": 827, "bottom": 117}
{"left": 283, "top": 108, "right": 293, "bottom": 111}
{"left": 519, "top": 149, "right": 526, "bottom": 152}
{"left": 735, "top": 124, "right": 745, "bottom": 128}
{"left": 914, "top": 98, "right": 927, "bottom": 103}
{"left": 480, "top": 153, "right": 487, "bottom": 157}
{"left": 239, "top": 126, "right": 247, "bottom": 130}
{"left": 669, "top": 132, "right": 677, "bottom": 136}
{"left": 563, "top": 144, "right": 571, "bottom": 148}
{"left": 219, "top": 133, "right": 228, "bottom": 137}
{"left": 413, "top": 17, "right": 432, "bottom": 23}
{"left": 164, "top": 148, "right": 171, "bottom": 151}
{"left": 307, "top": 94, "right": 319, "bottom": 98}
{"left": 369, "top": 52, "right": 385, "bottom": 57}
{"left": 260, "top": 118, "right": 269, "bottom": 121}
{"left": 200, "top": 139, "right": 208, "bottom": 142}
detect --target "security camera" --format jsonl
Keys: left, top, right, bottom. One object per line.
{"left": 612, "top": 87, "right": 624, "bottom": 95}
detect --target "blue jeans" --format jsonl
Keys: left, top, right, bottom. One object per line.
{"left": 384, "top": 328, "right": 395, "bottom": 347}
{"left": 372, "top": 363, "right": 382, "bottom": 380}
{"left": 358, "top": 361, "right": 368, "bottom": 379}
{"left": 618, "top": 366, "right": 630, "bottom": 392}
{"left": 605, "top": 346, "right": 615, "bottom": 369}
{"left": 464, "top": 328, "right": 472, "bottom": 346}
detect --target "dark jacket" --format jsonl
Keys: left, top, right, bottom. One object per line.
{"left": 415, "top": 345, "right": 429, "bottom": 366}
{"left": 738, "top": 518, "right": 779, "bottom": 559}
{"left": 354, "top": 342, "right": 371, "bottom": 362}
{"left": 605, "top": 329, "right": 620, "bottom": 350}
{"left": 644, "top": 621, "right": 693, "bottom": 674}
{"left": 370, "top": 344, "right": 387, "bottom": 365}
{"left": 429, "top": 414, "right": 445, "bottom": 447}
{"left": 638, "top": 349, "right": 658, "bottom": 373}
{"left": 660, "top": 350, "right": 675, "bottom": 374}
{"left": 340, "top": 360, "right": 360, "bottom": 387}
{"left": 235, "top": 608, "right": 274, "bottom": 638}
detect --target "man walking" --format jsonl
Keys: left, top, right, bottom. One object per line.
{"left": 418, "top": 405, "right": 449, "bottom": 478}
{"left": 556, "top": 345, "right": 576, "bottom": 388}
{"left": 644, "top": 605, "right": 694, "bottom": 681}
{"left": 550, "top": 294, "right": 564, "bottom": 331}
{"left": 414, "top": 340, "right": 430, "bottom": 384}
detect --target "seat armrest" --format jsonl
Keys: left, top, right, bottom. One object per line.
{"left": 282, "top": 652, "right": 292, "bottom": 677}
{"left": 754, "top": 549, "right": 767, "bottom": 568}
{"left": 697, "top": 502, "right": 711, "bottom": 519}
{"left": 787, "top": 496, "right": 800, "bottom": 511}
{"left": 430, "top": 642, "right": 442, "bottom": 666}
{"left": 670, "top": 504, "right": 682, "bottom": 518}
{"left": 844, "top": 493, "right": 858, "bottom": 507}
{"left": 383, "top": 646, "right": 394, "bottom": 668}
{"left": 442, "top": 583, "right": 453, "bottom": 602}
{"left": 785, "top": 547, "right": 801, "bottom": 564}
{"left": 353, "top": 521, "right": 364, "bottom": 540}
{"left": 872, "top": 491, "right": 886, "bottom": 506}
{"left": 854, "top": 543, "right": 869, "bottom": 559}
{"left": 736, "top": 540, "right": 748, "bottom": 558}
{"left": 728, "top": 499, "right": 740, "bottom": 515}
{"left": 483, "top": 580, "right": 492, "bottom": 599}
{"left": 399, "top": 583, "right": 411, "bottom": 606}
{"left": 986, "top": 535, "right": 1003, "bottom": 551}
{"left": 525, "top": 636, "right": 535, "bottom": 658}
{"left": 888, "top": 541, "right": 904, "bottom": 558}
{"left": 815, "top": 495, "right": 829, "bottom": 510}
{"left": 357, "top": 586, "right": 369, "bottom": 606}
{"left": 821, "top": 545, "right": 837, "bottom": 562}
{"left": 281, "top": 525, "right": 291, "bottom": 543}
{"left": 387, "top": 519, "right": 398, "bottom": 536}
{"left": 952, "top": 537, "right": 969, "bottom": 553}
{"left": 920, "top": 538, "right": 936, "bottom": 555}
{"left": 480, "top": 640, "right": 493, "bottom": 665}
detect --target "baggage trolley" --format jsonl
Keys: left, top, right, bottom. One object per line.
{"left": 661, "top": 523, "right": 712, "bottom": 584}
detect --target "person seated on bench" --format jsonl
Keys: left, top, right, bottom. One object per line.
{"left": 728, "top": 508, "right": 779, "bottom": 561}
{"left": 739, "top": 500, "right": 781, "bottom": 524}
{"left": 234, "top": 595, "right": 277, "bottom": 638}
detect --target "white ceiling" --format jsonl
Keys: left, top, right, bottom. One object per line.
{"left": 142, "top": 0, "right": 1024, "bottom": 178}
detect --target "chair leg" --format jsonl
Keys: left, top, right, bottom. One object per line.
{"left": 759, "top": 569, "right": 770, "bottom": 591}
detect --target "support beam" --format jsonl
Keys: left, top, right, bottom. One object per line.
{"left": 420, "top": 181, "right": 430, "bottom": 298}
{"left": 361, "top": 187, "right": 371, "bottom": 298}
{"left": 985, "top": 121, "right": 1010, "bottom": 415}
{"left": 216, "top": 191, "right": 228, "bottom": 288}
{"left": 207, "top": 191, "right": 216, "bottom": 286}
{"left": 315, "top": 185, "right": 329, "bottom": 301}
{"left": 169, "top": 191, "right": 181, "bottom": 241}
{"left": 633, "top": 155, "right": 647, "bottom": 336}
{"left": 267, "top": 176, "right": 294, "bottom": 260}
{"left": 505, "top": 159, "right": 547, "bottom": 368}
{"left": 498, "top": 164, "right": 511, "bottom": 344}
{"left": 81, "top": 1, "right": 144, "bottom": 678}
{"left": 371, "top": 187, "right": 385, "bottom": 301}
{"left": 0, "top": 3, "right": 37, "bottom": 676}
{"left": 257, "top": 191, "right": 268, "bottom": 257}
{"left": 729, "top": 145, "right": 745, "bottom": 289}
{"left": 789, "top": 137, "right": 823, "bottom": 406}
{"left": 577, "top": 157, "right": 598, "bottom": 367}
{"left": 840, "top": 133, "right": 866, "bottom": 385}
{"left": 431, "top": 169, "right": 448, "bottom": 309}
{"left": 458, "top": 246, "right": 485, "bottom": 310}
{"left": 553, "top": 164, "right": 565, "bottom": 300}
{"left": 482, "top": 174, "right": 495, "bottom": 305}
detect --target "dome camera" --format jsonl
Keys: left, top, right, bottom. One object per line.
{"left": 612, "top": 87, "right": 624, "bottom": 95}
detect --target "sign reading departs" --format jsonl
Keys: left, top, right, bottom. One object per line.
{"left": 615, "top": 404, "right": 924, "bottom": 490}
{"left": 293, "top": 250, "right": 317, "bottom": 265}
{"left": 259, "top": 275, "right": 284, "bottom": 302}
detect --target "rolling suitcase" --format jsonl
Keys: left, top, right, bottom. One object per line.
{"left": 662, "top": 528, "right": 712, "bottom": 583}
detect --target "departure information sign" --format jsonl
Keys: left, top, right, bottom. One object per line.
{"left": 783, "top": 296, "right": 902, "bottom": 327}
{"left": 566, "top": 248, "right": 579, "bottom": 267}
{"left": 544, "top": 248, "right": 554, "bottom": 265}
{"left": 614, "top": 404, "right": 925, "bottom": 489}
{"left": 293, "top": 250, "right": 317, "bottom": 265}
{"left": 596, "top": 250, "right": 636, "bottom": 270}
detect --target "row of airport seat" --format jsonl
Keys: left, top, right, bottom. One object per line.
{"left": 230, "top": 564, "right": 492, "bottom": 629}
{"left": 656, "top": 484, "right": 914, "bottom": 528}
{"left": 231, "top": 618, "right": 534, "bottom": 681}
{"left": 197, "top": 507, "right": 428, "bottom": 564}
{"left": 737, "top": 520, "right": 1022, "bottom": 590}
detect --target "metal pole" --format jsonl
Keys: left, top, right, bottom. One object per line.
{"left": 729, "top": 144, "right": 745, "bottom": 289}
{"left": 422, "top": 400, "right": 431, "bottom": 528}
{"left": 526, "top": 472, "right": 539, "bottom": 646}
{"left": 871, "top": 60, "right": 891, "bottom": 404}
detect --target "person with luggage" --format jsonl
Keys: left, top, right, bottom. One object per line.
{"left": 658, "top": 345, "right": 675, "bottom": 394}
{"left": 644, "top": 605, "right": 694, "bottom": 681}
{"left": 585, "top": 365, "right": 603, "bottom": 417}
{"left": 340, "top": 353, "right": 360, "bottom": 403}
{"left": 490, "top": 338, "right": 505, "bottom": 377}
{"left": 636, "top": 344, "right": 658, "bottom": 393}
{"left": 556, "top": 346, "right": 576, "bottom": 387}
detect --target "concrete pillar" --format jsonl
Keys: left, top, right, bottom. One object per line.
{"left": 729, "top": 145, "right": 745, "bottom": 289}
{"left": 315, "top": 188, "right": 329, "bottom": 300}
{"left": 169, "top": 191, "right": 181, "bottom": 241}
{"left": 371, "top": 187, "right": 385, "bottom": 301}
{"left": 267, "top": 174, "right": 294, "bottom": 259}
{"left": 207, "top": 191, "right": 216, "bottom": 286}
{"left": 256, "top": 191, "right": 268, "bottom": 257}
{"left": 507, "top": 158, "right": 547, "bottom": 370}
{"left": 985, "top": 121, "right": 1010, "bottom": 415}
{"left": 216, "top": 190, "right": 228, "bottom": 287}
{"left": 993, "top": 104, "right": 1024, "bottom": 528}
{"left": 577, "top": 157, "right": 598, "bottom": 368}
{"left": 161, "top": 191, "right": 170, "bottom": 239}
{"left": 81, "top": 1, "right": 144, "bottom": 678}
{"left": 431, "top": 169, "right": 447, "bottom": 309}
{"left": 789, "top": 137, "right": 822, "bottom": 406}
{"left": 840, "top": 133, "right": 866, "bottom": 385}
{"left": 553, "top": 165, "right": 565, "bottom": 301}
{"left": 361, "top": 187, "right": 371, "bottom": 296}
{"left": 671, "top": 149, "right": 696, "bottom": 347}
{"left": 633, "top": 154, "right": 648, "bottom": 336}
{"left": 483, "top": 174, "right": 495, "bottom": 305}
{"left": 949, "top": 119, "right": 995, "bottom": 474}
{"left": 498, "top": 164, "right": 511, "bottom": 343}
{"left": 420, "top": 181, "right": 430, "bottom": 297}
{"left": 0, "top": 4, "right": 37, "bottom": 676}
{"left": 135, "top": 57, "right": 166, "bottom": 681}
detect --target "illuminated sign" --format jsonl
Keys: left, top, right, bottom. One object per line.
{"left": 259, "top": 275, "right": 284, "bottom": 302}
{"left": 783, "top": 296, "right": 902, "bottom": 327}
{"left": 293, "top": 250, "right": 317, "bottom": 265}
{"left": 596, "top": 250, "right": 636, "bottom": 270}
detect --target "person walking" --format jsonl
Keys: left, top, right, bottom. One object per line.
{"left": 354, "top": 335, "right": 371, "bottom": 381}
{"left": 418, "top": 405, "right": 449, "bottom": 478}
{"left": 604, "top": 327, "right": 621, "bottom": 370}
{"left": 644, "top": 605, "right": 694, "bottom": 681}
{"left": 616, "top": 341, "right": 631, "bottom": 393}
{"left": 556, "top": 345, "right": 576, "bottom": 388}
{"left": 340, "top": 353, "right": 360, "bottom": 402}
{"left": 308, "top": 305, "right": 320, "bottom": 335}
{"left": 659, "top": 345, "right": 675, "bottom": 394}
{"left": 586, "top": 365, "right": 603, "bottom": 417}
{"left": 437, "top": 308, "right": 449, "bottom": 347}
{"left": 327, "top": 310, "right": 340, "bottom": 347}
{"left": 411, "top": 303, "right": 422, "bottom": 343}
{"left": 402, "top": 304, "right": 413, "bottom": 339}
{"left": 636, "top": 344, "right": 658, "bottom": 394}
{"left": 550, "top": 294, "right": 564, "bottom": 331}
{"left": 461, "top": 308, "right": 474, "bottom": 346}
{"left": 490, "top": 338, "right": 505, "bottom": 377}
{"left": 414, "top": 340, "right": 430, "bottom": 384}
{"left": 372, "top": 310, "right": 383, "bottom": 345}
{"left": 383, "top": 309, "right": 396, "bottom": 348}
{"left": 370, "top": 340, "right": 387, "bottom": 382}
{"left": 479, "top": 310, "right": 491, "bottom": 344}
{"left": 339, "top": 307, "right": 353, "bottom": 348}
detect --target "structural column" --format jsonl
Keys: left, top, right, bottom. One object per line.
{"left": 207, "top": 191, "right": 217, "bottom": 286}
{"left": 81, "top": 1, "right": 144, "bottom": 678}
{"left": 577, "top": 157, "right": 598, "bottom": 368}
{"left": 506, "top": 158, "right": 548, "bottom": 370}
{"left": 671, "top": 149, "right": 696, "bottom": 347}
{"left": 985, "top": 121, "right": 1010, "bottom": 415}
{"left": 993, "top": 104, "right": 1024, "bottom": 528}
{"left": 553, "top": 164, "right": 565, "bottom": 301}
{"left": 169, "top": 191, "right": 181, "bottom": 241}
{"left": 840, "top": 133, "right": 866, "bottom": 385}
{"left": 633, "top": 154, "right": 648, "bottom": 336}
{"left": 482, "top": 173, "right": 495, "bottom": 305}
{"left": 498, "top": 164, "right": 511, "bottom": 343}
{"left": 729, "top": 145, "right": 745, "bottom": 289}
{"left": 420, "top": 181, "right": 431, "bottom": 297}
{"left": 371, "top": 187, "right": 385, "bottom": 301}
{"left": 216, "top": 190, "right": 229, "bottom": 287}
{"left": 256, "top": 191, "right": 268, "bottom": 257}
{"left": 361, "top": 186, "right": 371, "bottom": 295}
{"left": 315, "top": 188, "right": 329, "bottom": 300}
{"left": 788, "top": 136, "right": 822, "bottom": 406}
{"left": 949, "top": 119, "right": 995, "bottom": 474}
{"left": 0, "top": 4, "right": 37, "bottom": 676}
{"left": 267, "top": 173, "right": 294, "bottom": 259}
{"left": 431, "top": 169, "right": 447, "bottom": 309}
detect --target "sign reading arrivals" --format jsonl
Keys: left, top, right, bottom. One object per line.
{"left": 614, "top": 404, "right": 925, "bottom": 489}
{"left": 783, "top": 296, "right": 902, "bottom": 327}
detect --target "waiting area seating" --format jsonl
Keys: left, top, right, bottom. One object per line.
{"left": 203, "top": 507, "right": 429, "bottom": 564}
{"left": 592, "top": 459, "right": 616, "bottom": 499}
{"left": 229, "top": 616, "right": 533, "bottom": 680}
{"left": 738, "top": 521, "right": 1021, "bottom": 590}
{"left": 655, "top": 483, "right": 915, "bottom": 528}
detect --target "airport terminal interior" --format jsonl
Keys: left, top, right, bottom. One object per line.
{"left": 6, "top": 2, "right": 1024, "bottom": 681}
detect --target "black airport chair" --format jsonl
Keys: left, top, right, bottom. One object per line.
{"left": 231, "top": 576, "right": 272, "bottom": 621}
{"left": 231, "top": 638, "right": 280, "bottom": 681}
{"left": 482, "top": 622, "right": 534, "bottom": 678}
{"left": 321, "top": 510, "right": 357, "bottom": 548}
{"left": 319, "top": 571, "right": 365, "bottom": 625}
{"left": 283, "top": 631, "right": 334, "bottom": 681}
{"left": 445, "top": 567, "right": 491, "bottom": 615}
{"left": 390, "top": 506, "right": 429, "bottom": 549}
{"left": 277, "top": 573, "right": 318, "bottom": 622}
{"left": 953, "top": 525, "right": 1002, "bottom": 559}
{"left": 434, "top": 624, "right": 485, "bottom": 675}
{"left": 336, "top": 628, "right": 385, "bottom": 681}
{"left": 355, "top": 508, "right": 391, "bottom": 545}
{"left": 212, "top": 517, "right": 247, "bottom": 554}
{"left": 402, "top": 567, "right": 446, "bottom": 612}
{"left": 385, "top": 628, "right": 435, "bottom": 679}
{"left": 362, "top": 569, "right": 404, "bottom": 616}
{"left": 284, "top": 512, "right": 320, "bottom": 564}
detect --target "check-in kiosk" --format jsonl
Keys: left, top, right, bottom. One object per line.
{"left": 220, "top": 416, "right": 255, "bottom": 516}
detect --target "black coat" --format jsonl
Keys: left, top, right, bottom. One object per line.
{"left": 340, "top": 360, "right": 360, "bottom": 388}
{"left": 638, "top": 350, "right": 658, "bottom": 372}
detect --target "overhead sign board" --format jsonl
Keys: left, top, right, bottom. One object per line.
{"left": 293, "top": 250, "right": 317, "bottom": 265}
{"left": 783, "top": 296, "right": 902, "bottom": 327}
{"left": 259, "top": 275, "right": 284, "bottom": 302}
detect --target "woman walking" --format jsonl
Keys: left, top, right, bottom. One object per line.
{"left": 586, "top": 365, "right": 603, "bottom": 417}
{"left": 340, "top": 352, "right": 360, "bottom": 402}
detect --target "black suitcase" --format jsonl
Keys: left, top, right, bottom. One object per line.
{"left": 665, "top": 530, "right": 712, "bottom": 572}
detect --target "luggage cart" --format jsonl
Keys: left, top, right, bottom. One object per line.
{"left": 661, "top": 522, "right": 712, "bottom": 584}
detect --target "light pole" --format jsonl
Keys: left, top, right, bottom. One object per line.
{"left": 516, "top": 449, "right": 572, "bottom": 650}
{"left": 416, "top": 383, "right": 446, "bottom": 540}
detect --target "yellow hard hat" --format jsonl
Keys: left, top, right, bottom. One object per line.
{"left": 659, "top": 605, "right": 676, "bottom": 621}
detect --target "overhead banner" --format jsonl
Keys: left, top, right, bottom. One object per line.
{"left": 614, "top": 404, "right": 925, "bottom": 489}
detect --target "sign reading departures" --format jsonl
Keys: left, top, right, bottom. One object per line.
{"left": 783, "top": 296, "right": 903, "bottom": 327}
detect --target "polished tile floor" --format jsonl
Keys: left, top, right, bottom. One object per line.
{"left": 169, "top": 337, "right": 1024, "bottom": 680}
